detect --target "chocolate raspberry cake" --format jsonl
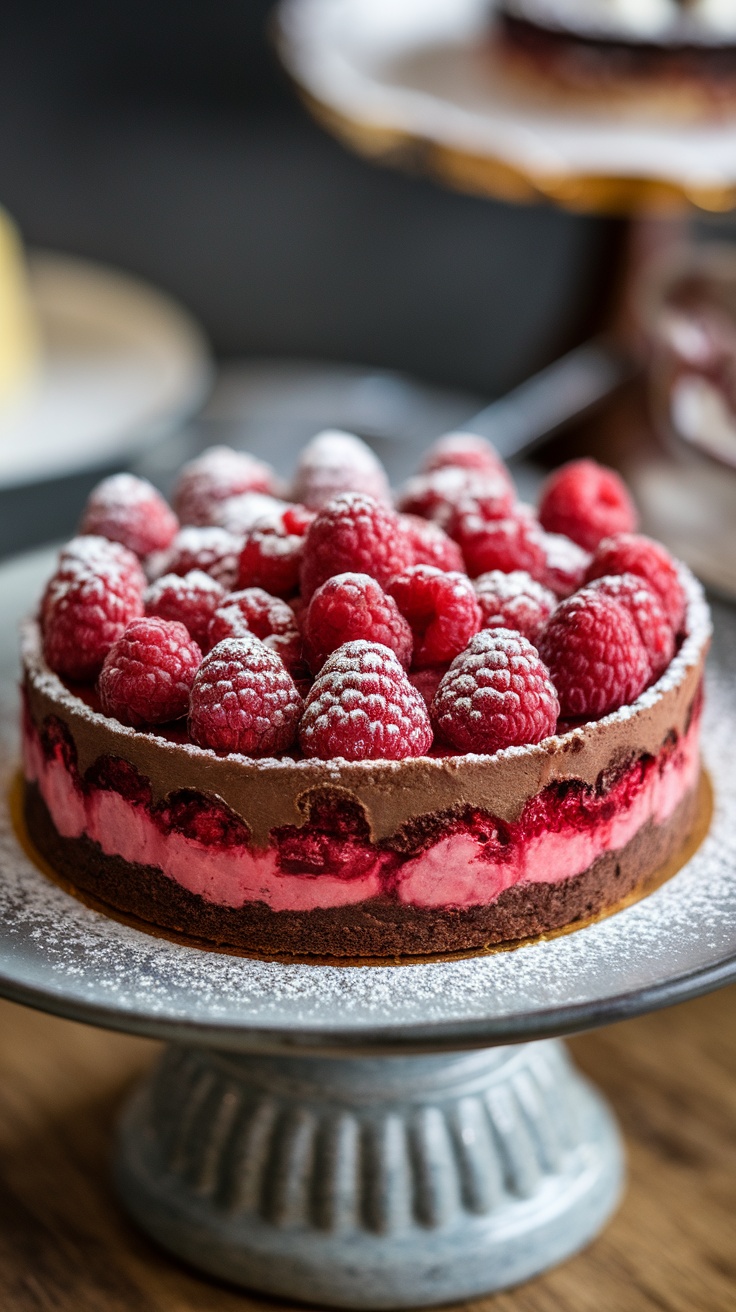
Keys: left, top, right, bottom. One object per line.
{"left": 21, "top": 441, "right": 711, "bottom": 959}
{"left": 495, "top": 0, "right": 736, "bottom": 119}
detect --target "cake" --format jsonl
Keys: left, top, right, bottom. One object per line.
{"left": 21, "top": 442, "right": 711, "bottom": 959}
{"left": 494, "top": 0, "right": 736, "bottom": 120}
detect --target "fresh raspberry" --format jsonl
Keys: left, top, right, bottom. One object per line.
{"left": 155, "top": 526, "right": 242, "bottom": 591}
{"left": 538, "top": 591, "right": 650, "bottom": 719}
{"left": 408, "top": 666, "right": 447, "bottom": 711}
{"left": 453, "top": 509, "right": 547, "bottom": 580}
{"left": 79, "top": 473, "right": 179, "bottom": 558}
{"left": 55, "top": 535, "right": 146, "bottom": 588}
{"left": 474, "top": 569, "right": 556, "bottom": 643}
{"left": 444, "top": 481, "right": 518, "bottom": 540}
{"left": 300, "top": 493, "right": 414, "bottom": 600}
{"left": 421, "top": 431, "right": 511, "bottom": 478}
{"left": 303, "top": 572, "right": 413, "bottom": 674}
{"left": 584, "top": 574, "right": 675, "bottom": 681}
{"left": 98, "top": 617, "right": 202, "bottom": 727}
{"left": 214, "top": 492, "right": 289, "bottom": 534}
{"left": 42, "top": 536, "right": 146, "bottom": 627}
{"left": 584, "top": 532, "right": 687, "bottom": 633}
{"left": 539, "top": 532, "right": 591, "bottom": 598}
{"left": 189, "top": 635, "right": 303, "bottom": 756}
{"left": 431, "top": 629, "right": 559, "bottom": 753}
{"left": 538, "top": 459, "right": 638, "bottom": 552}
{"left": 400, "top": 514, "right": 465, "bottom": 573}
{"left": 388, "top": 565, "right": 482, "bottom": 669}
{"left": 172, "top": 445, "right": 277, "bottom": 526}
{"left": 207, "top": 587, "right": 302, "bottom": 671}
{"left": 291, "top": 430, "right": 390, "bottom": 510}
{"left": 237, "top": 504, "right": 315, "bottom": 598}
{"left": 43, "top": 567, "right": 145, "bottom": 682}
{"left": 144, "top": 570, "right": 225, "bottom": 648}
{"left": 299, "top": 640, "right": 433, "bottom": 761}
{"left": 398, "top": 468, "right": 514, "bottom": 529}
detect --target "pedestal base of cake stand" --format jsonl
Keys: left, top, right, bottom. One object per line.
{"left": 115, "top": 1039, "right": 622, "bottom": 1309}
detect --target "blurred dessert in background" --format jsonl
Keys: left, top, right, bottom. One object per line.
{"left": 652, "top": 266, "right": 736, "bottom": 469}
{"left": 0, "top": 207, "right": 37, "bottom": 409}
{"left": 494, "top": 0, "right": 736, "bottom": 119}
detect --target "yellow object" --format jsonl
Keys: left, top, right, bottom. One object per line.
{"left": 0, "top": 208, "right": 37, "bottom": 405}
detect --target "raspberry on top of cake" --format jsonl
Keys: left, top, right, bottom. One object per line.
{"left": 21, "top": 431, "right": 711, "bottom": 957}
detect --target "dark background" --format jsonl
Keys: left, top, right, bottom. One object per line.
{"left": 0, "top": 0, "right": 625, "bottom": 394}
{"left": 0, "top": 0, "right": 629, "bottom": 555}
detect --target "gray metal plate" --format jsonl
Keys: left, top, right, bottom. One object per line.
{"left": 0, "top": 548, "right": 734, "bottom": 1054}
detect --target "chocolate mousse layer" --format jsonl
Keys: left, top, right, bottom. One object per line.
{"left": 24, "top": 775, "right": 702, "bottom": 959}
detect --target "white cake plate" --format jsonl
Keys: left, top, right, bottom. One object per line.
{"left": 0, "top": 549, "right": 734, "bottom": 1307}
{"left": 277, "top": 0, "right": 736, "bottom": 213}
{"left": 0, "top": 253, "right": 212, "bottom": 489}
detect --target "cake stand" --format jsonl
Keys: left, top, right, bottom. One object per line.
{"left": 276, "top": 0, "right": 736, "bottom": 213}
{"left": 0, "top": 554, "right": 734, "bottom": 1307}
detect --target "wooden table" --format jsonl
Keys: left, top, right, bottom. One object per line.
{"left": 0, "top": 986, "right": 734, "bottom": 1312}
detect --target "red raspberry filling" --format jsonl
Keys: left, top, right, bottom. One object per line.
{"left": 388, "top": 565, "right": 482, "bottom": 669}
{"left": 432, "top": 628, "right": 560, "bottom": 754}
{"left": 474, "top": 569, "right": 556, "bottom": 643}
{"left": 291, "top": 430, "right": 391, "bottom": 510}
{"left": 303, "top": 572, "right": 413, "bottom": 674}
{"left": 80, "top": 473, "right": 179, "bottom": 559}
{"left": 538, "top": 590, "right": 651, "bottom": 719}
{"left": 585, "top": 532, "right": 687, "bottom": 633}
{"left": 172, "top": 445, "right": 277, "bottom": 526}
{"left": 144, "top": 570, "right": 226, "bottom": 648}
{"left": 189, "top": 635, "right": 303, "bottom": 756}
{"left": 299, "top": 640, "right": 433, "bottom": 761}
{"left": 238, "top": 504, "right": 315, "bottom": 598}
{"left": 539, "top": 458, "right": 638, "bottom": 552}
{"left": 98, "top": 617, "right": 202, "bottom": 727}
{"left": 300, "top": 493, "right": 414, "bottom": 600}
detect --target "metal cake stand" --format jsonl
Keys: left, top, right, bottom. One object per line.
{"left": 0, "top": 551, "right": 735, "bottom": 1308}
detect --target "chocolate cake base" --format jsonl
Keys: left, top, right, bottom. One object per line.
{"left": 23, "top": 777, "right": 702, "bottom": 960}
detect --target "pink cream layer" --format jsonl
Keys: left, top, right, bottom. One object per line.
{"left": 23, "top": 717, "right": 701, "bottom": 914}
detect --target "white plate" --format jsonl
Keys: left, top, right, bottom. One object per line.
{"left": 278, "top": 0, "right": 736, "bottom": 207}
{"left": 0, "top": 253, "right": 212, "bottom": 488}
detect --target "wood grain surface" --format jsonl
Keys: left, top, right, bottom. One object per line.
{"left": 0, "top": 988, "right": 733, "bottom": 1312}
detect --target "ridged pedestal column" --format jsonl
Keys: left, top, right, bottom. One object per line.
{"left": 115, "top": 1039, "right": 623, "bottom": 1308}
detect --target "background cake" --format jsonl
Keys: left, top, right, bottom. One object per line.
{"left": 495, "top": 0, "right": 736, "bottom": 119}
{"left": 21, "top": 436, "right": 711, "bottom": 958}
